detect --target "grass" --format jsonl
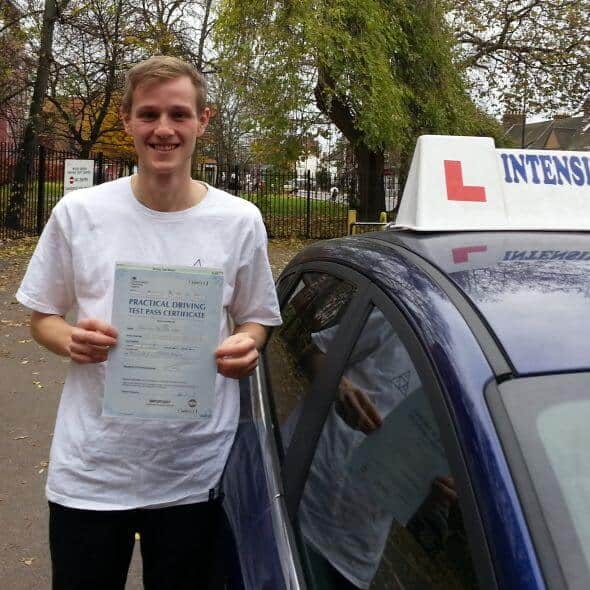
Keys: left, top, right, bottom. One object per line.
{"left": 0, "top": 181, "right": 65, "bottom": 205}
{"left": 240, "top": 192, "right": 349, "bottom": 218}
{"left": 237, "top": 192, "right": 349, "bottom": 238}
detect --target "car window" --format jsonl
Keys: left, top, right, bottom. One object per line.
{"left": 296, "top": 305, "right": 481, "bottom": 590}
{"left": 495, "top": 374, "right": 590, "bottom": 589}
{"left": 265, "top": 272, "right": 357, "bottom": 453}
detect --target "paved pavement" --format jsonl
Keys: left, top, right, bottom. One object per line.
{"left": 0, "top": 237, "right": 308, "bottom": 590}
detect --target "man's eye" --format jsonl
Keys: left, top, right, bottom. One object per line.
{"left": 173, "top": 112, "right": 188, "bottom": 119}
{"left": 139, "top": 112, "right": 156, "bottom": 119}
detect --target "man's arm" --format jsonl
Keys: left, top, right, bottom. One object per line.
{"left": 215, "top": 322, "right": 269, "bottom": 379}
{"left": 30, "top": 311, "right": 118, "bottom": 364}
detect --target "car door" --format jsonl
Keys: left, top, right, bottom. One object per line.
{"left": 263, "top": 261, "right": 497, "bottom": 590}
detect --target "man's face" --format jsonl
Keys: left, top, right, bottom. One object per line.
{"left": 122, "top": 76, "right": 210, "bottom": 178}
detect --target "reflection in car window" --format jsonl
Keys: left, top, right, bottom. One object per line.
{"left": 265, "top": 273, "right": 357, "bottom": 452}
{"left": 297, "top": 306, "right": 480, "bottom": 589}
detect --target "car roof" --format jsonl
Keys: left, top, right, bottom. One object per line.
{"left": 285, "top": 230, "right": 590, "bottom": 376}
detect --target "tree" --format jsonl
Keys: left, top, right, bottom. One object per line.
{"left": 204, "top": 75, "right": 256, "bottom": 168}
{"left": 216, "top": 0, "right": 499, "bottom": 219}
{"left": 0, "top": 1, "right": 34, "bottom": 142}
{"left": 449, "top": 0, "right": 589, "bottom": 117}
{"left": 5, "top": 0, "right": 67, "bottom": 230}
{"left": 127, "top": 0, "right": 216, "bottom": 71}
{"left": 46, "top": 0, "right": 132, "bottom": 157}
{"left": 46, "top": 0, "right": 217, "bottom": 158}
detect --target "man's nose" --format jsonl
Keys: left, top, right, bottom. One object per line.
{"left": 155, "top": 115, "right": 174, "bottom": 136}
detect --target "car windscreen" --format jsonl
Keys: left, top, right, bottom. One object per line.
{"left": 494, "top": 373, "right": 590, "bottom": 590}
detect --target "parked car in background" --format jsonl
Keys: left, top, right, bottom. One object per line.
{"left": 220, "top": 136, "right": 590, "bottom": 590}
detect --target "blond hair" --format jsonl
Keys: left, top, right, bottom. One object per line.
{"left": 121, "top": 56, "right": 207, "bottom": 114}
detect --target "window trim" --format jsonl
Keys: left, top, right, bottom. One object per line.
{"left": 268, "top": 261, "right": 498, "bottom": 590}
{"left": 281, "top": 280, "right": 373, "bottom": 518}
{"left": 249, "top": 361, "right": 308, "bottom": 589}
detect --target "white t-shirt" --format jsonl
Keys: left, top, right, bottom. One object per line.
{"left": 16, "top": 177, "right": 282, "bottom": 510}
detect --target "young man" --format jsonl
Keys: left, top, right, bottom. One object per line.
{"left": 16, "top": 56, "right": 282, "bottom": 589}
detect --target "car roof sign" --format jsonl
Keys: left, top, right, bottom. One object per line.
{"left": 393, "top": 135, "right": 590, "bottom": 231}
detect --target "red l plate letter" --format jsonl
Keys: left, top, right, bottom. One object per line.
{"left": 444, "top": 160, "right": 486, "bottom": 202}
{"left": 452, "top": 245, "right": 487, "bottom": 263}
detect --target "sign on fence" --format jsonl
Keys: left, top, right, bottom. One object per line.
{"left": 64, "top": 159, "right": 94, "bottom": 194}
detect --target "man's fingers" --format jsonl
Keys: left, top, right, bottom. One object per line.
{"left": 77, "top": 318, "right": 118, "bottom": 339}
{"left": 343, "top": 388, "right": 382, "bottom": 432}
{"left": 346, "top": 394, "right": 376, "bottom": 433}
{"left": 69, "top": 342, "right": 109, "bottom": 363}
{"left": 69, "top": 341, "right": 109, "bottom": 357}
{"left": 71, "top": 328, "right": 116, "bottom": 348}
{"left": 216, "top": 348, "right": 259, "bottom": 371}
{"left": 215, "top": 335, "right": 256, "bottom": 359}
{"left": 216, "top": 356, "right": 259, "bottom": 379}
{"left": 357, "top": 392, "right": 383, "bottom": 428}
{"left": 68, "top": 347, "right": 107, "bottom": 364}
{"left": 218, "top": 359, "right": 259, "bottom": 379}
{"left": 433, "top": 476, "right": 458, "bottom": 503}
{"left": 70, "top": 351, "right": 105, "bottom": 364}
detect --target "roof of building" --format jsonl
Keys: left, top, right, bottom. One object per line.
{"left": 503, "top": 102, "right": 590, "bottom": 151}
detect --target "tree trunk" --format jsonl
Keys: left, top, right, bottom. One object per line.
{"left": 354, "top": 145, "right": 385, "bottom": 221}
{"left": 5, "top": 0, "right": 59, "bottom": 230}
{"left": 196, "top": 0, "right": 213, "bottom": 72}
{"left": 315, "top": 70, "right": 385, "bottom": 221}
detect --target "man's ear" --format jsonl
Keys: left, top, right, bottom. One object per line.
{"left": 196, "top": 107, "right": 211, "bottom": 136}
{"left": 120, "top": 109, "right": 131, "bottom": 134}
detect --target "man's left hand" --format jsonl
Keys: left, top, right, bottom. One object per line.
{"left": 215, "top": 333, "right": 259, "bottom": 379}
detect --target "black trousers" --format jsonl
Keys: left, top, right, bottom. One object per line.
{"left": 49, "top": 499, "right": 224, "bottom": 590}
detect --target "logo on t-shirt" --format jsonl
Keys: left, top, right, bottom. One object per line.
{"left": 392, "top": 371, "right": 411, "bottom": 395}
{"left": 192, "top": 258, "right": 202, "bottom": 267}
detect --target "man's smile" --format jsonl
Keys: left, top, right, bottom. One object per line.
{"left": 149, "top": 143, "right": 179, "bottom": 151}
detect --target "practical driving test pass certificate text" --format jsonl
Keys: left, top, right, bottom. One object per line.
{"left": 103, "top": 263, "right": 223, "bottom": 420}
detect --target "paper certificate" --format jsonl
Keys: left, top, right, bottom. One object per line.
{"left": 103, "top": 263, "right": 224, "bottom": 420}
{"left": 348, "top": 387, "right": 450, "bottom": 525}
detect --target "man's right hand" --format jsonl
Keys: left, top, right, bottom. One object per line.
{"left": 336, "top": 377, "right": 383, "bottom": 434}
{"left": 30, "top": 312, "right": 117, "bottom": 363}
{"left": 68, "top": 318, "right": 118, "bottom": 364}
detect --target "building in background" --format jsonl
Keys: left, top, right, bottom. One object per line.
{"left": 503, "top": 98, "right": 589, "bottom": 151}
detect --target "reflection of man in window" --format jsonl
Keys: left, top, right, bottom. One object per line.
{"left": 298, "top": 308, "right": 456, "bottom": 589}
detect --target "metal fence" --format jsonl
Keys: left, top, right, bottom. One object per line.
{"left": 0, "top": 143, "right": 134, "bottom": 241}
{"left": 0, "top": 144, "right": 396, "bottom": 242}
{"left": 208, "top": 166, "right": 363, "bottom": 239}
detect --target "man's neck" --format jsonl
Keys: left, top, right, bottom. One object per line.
{"left": 131, "top": 173, "right": 206, "bottom": 212}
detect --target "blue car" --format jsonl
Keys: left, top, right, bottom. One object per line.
{"left": 220, "top": 228, "right": 590, "bottom": 590}
{"left": 220, "top": 135, "right": 590, "bottom": 590}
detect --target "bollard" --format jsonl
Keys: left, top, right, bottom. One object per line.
{"left": 348, "top": 209, "right": 357, "bottom": 234}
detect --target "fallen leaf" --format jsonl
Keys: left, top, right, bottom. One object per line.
{"left": 14, "top": 435, "right": 29, "bottom": 440}
{"left": 20, "top": 558, "right": 35, "bottom": 566}
{"left": 32, "top": 380, "right": 43, "bottom": 389}
{"left": 38, "top": 469, "right": 45, "bottom": 474}
{"left": 21, "top": 360, "right": 29, "bottom": 365}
